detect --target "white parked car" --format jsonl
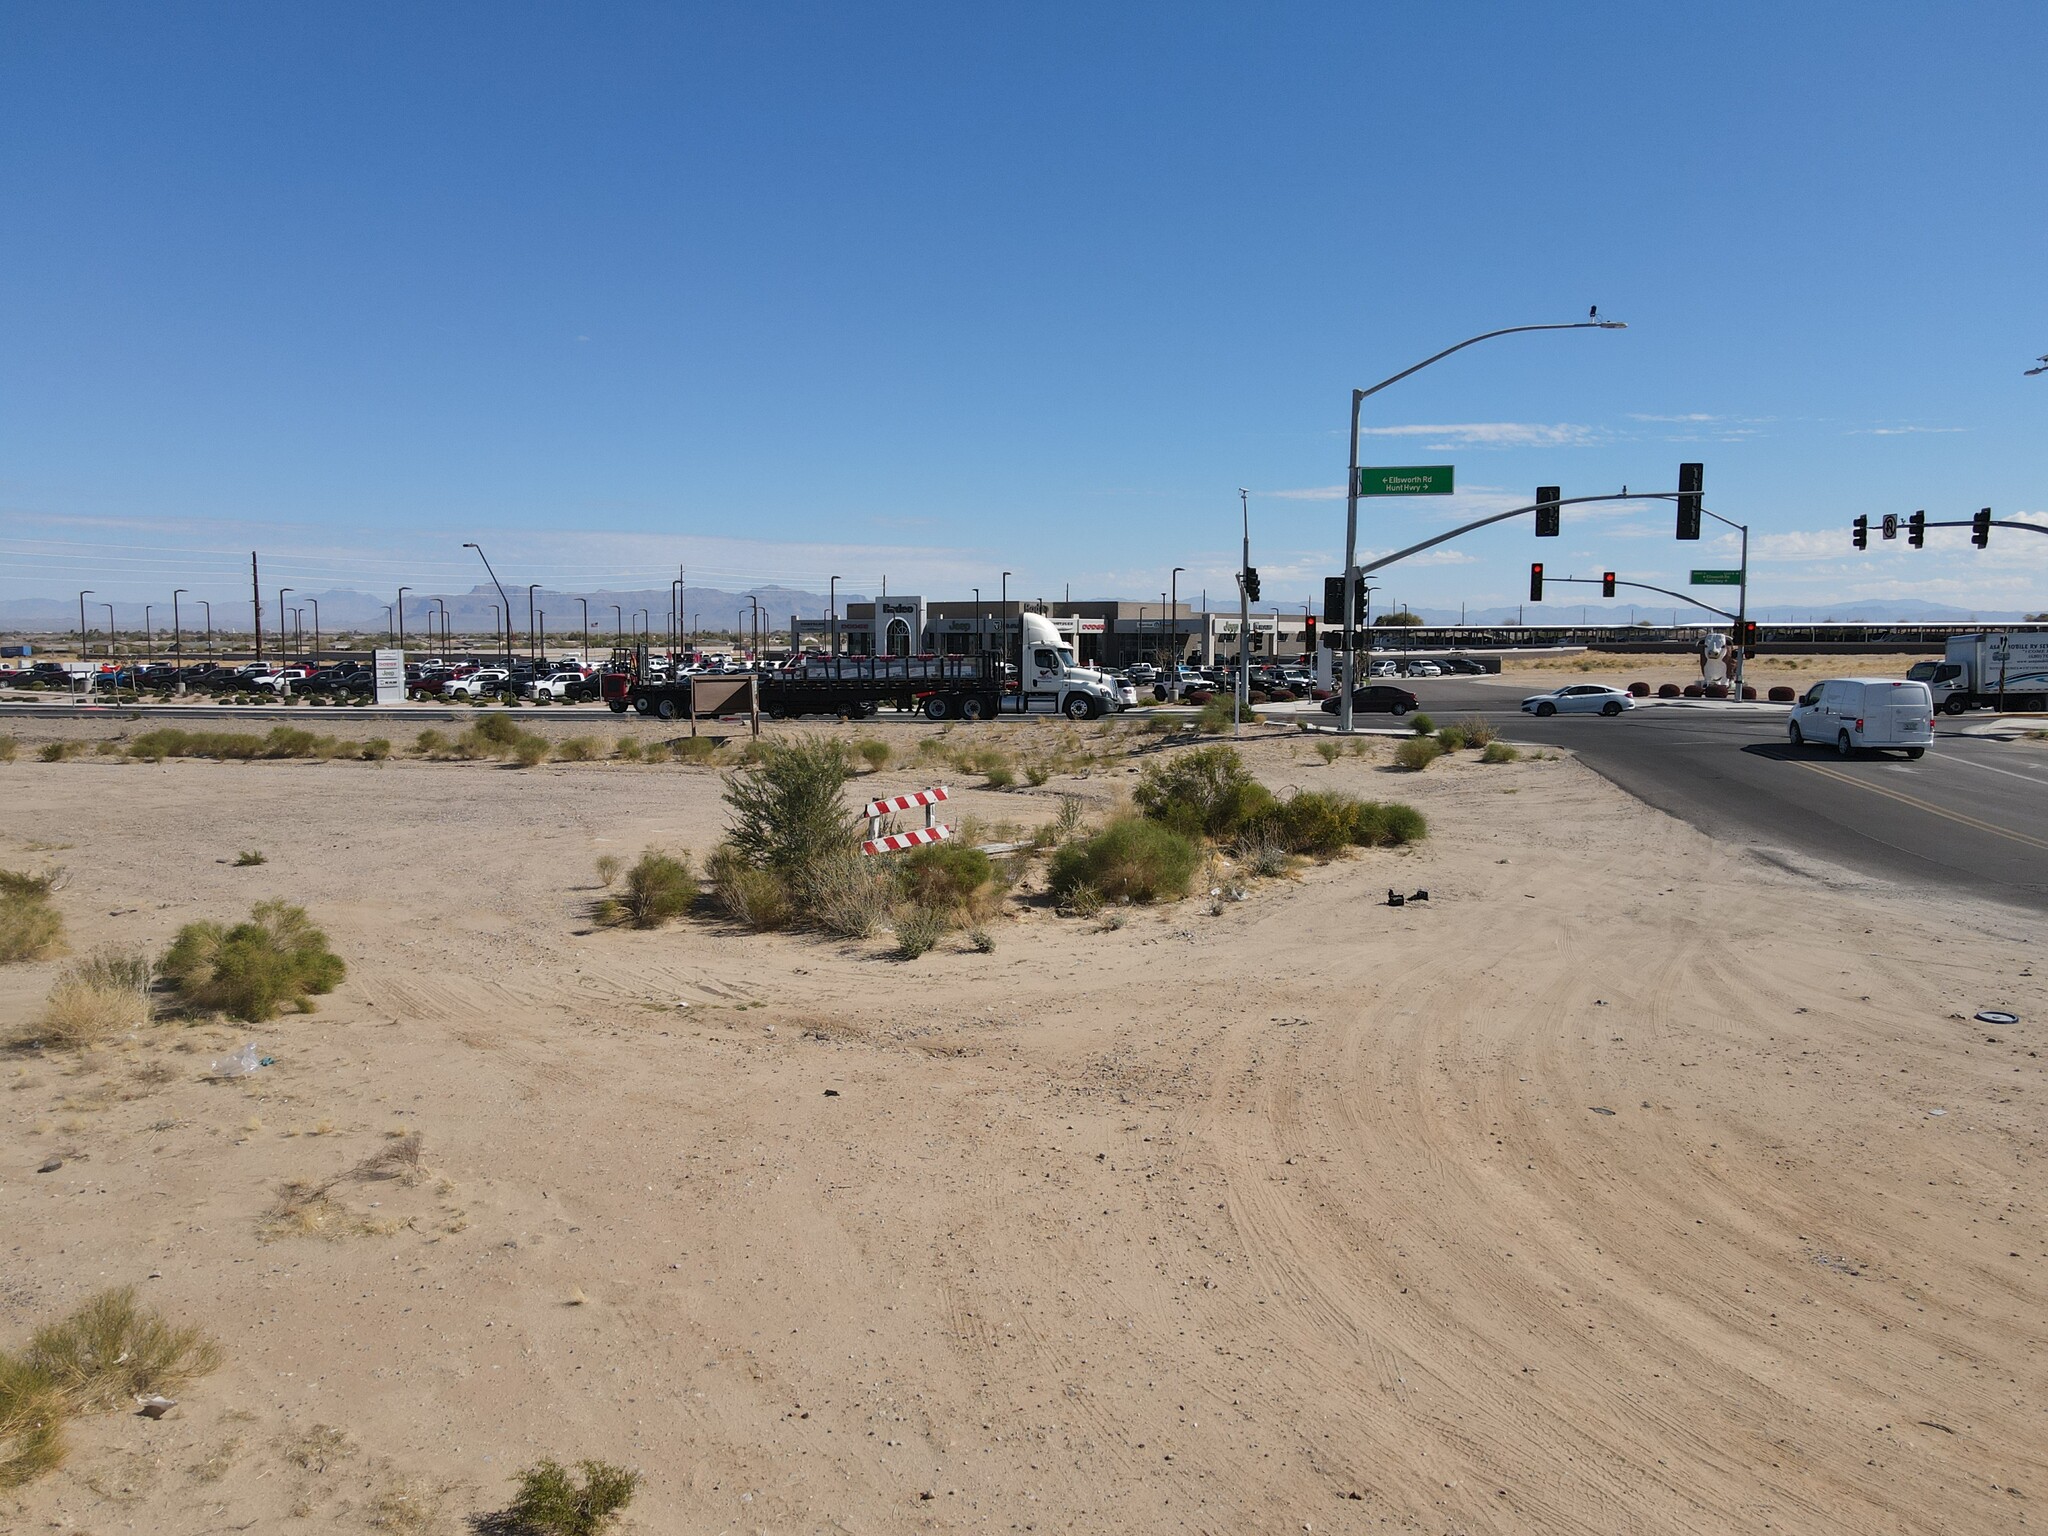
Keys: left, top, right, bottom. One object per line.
{"left": 1521, "top": 684, "right": 1636, "bottom": 717}
{"left": 1369, "top": 660, "right": 1399, "bottom": 677}
{"left": 445, "top": 668, "right": 511, "bottom": 698}
{"left": 522, "top": 671, "right": 589, "bottom": 701}
{"left": 1788, "top": 678, "right": 1933, "bottom": 759}
{"left": 250, "top": 667, "right": 310, "bottom": 691}
{"left": 1402, "top": 660, "right": 1442, "bottom": 677}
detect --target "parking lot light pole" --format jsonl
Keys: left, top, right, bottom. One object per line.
{"left": 829, "top": 575, "right": 841, "bottom": 659}
{"left": 610, "top": 604, "right": 622, "bottom": 645}
{"left": 397, "top": 587, "right": 411, "bottom": 651}
{"left": 747, "top": 595, "right": 761, "bottom": 661}
{"left": 525, "top": 584, "right": 540, "bottom": 663}
{"left": 104, "top": 604, "right": 116, "bottom": 672}
{"left": 462, "top": 543, "right": 514, "bottom": 667}
{"left": 173, "top": 590, "right": 187, "bottom": 684}
{"left": 308, "top": 598, "right": 320, "bottom": 669}
{"left": 488, "top": 604, "right": 499, "bottom": 658}
{"left": 383, "top": 605, "right": 394, "bottom": 644}
{"left": 199, "top": 600, "right": 212, "bottom": 658}
{"left": 1169, "top": 567, "right": 1183, "bottom": 697}
{"left": 576, "top": 598, "right": 589, "bottom": 664}
{"left": 78, "top": 591, "right": 93, "bottom": 661}
{"left": 143, "top": 605, "right": 153, "bottom": 662}
{"left": 1339, "top": 317, "right": 1625, "bottom": 733}
{"left": 278, "top": 589, "right": 293, "bottom": 663}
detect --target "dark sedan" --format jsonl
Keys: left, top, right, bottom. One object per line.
{"left": 1319, "top": 684, "right": 1420, "bottom": 716}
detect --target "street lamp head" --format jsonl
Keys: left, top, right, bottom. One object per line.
{"left": 1596, "top": 320, "right": 1628, "bottom": 330}
{"left": 2027, "top": 355, "right": 2048, "bottom": 376}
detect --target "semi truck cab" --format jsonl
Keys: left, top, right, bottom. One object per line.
{"left": 1013, "top": 613, "right": 1128, "bottom": 717}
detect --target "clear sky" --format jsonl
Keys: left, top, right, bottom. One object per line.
{"left": 3, "top": 1, "right": 2043, "bottom": 618}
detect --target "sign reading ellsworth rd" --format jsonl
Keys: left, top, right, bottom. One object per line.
{"left": 1357, "top": 465, "right": 1454, "bottom": 497}
{"left": 1689, "top": 569, "right": 1742, "bottom": 586}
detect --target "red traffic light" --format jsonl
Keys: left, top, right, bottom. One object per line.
{"left": 1529, "top": 562, "right": 1544, "bottom": 602}
{"left": 1601, "top": 571, "right": 1616, "bottom": 597}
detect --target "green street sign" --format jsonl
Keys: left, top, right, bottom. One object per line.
{"left": 1357, "top": 465, "right": 1454, "bottom": 497}
{"left": 1690, "top": 569, "right": 1742, "bottom": 586}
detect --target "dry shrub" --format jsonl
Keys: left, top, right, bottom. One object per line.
{"left": 671, "top": 735, "right": 719, "bottom": 764}
{"left": 22, "top": 948, "right": 155, "bottom": 1048}
{"left": 1392, "top": 737, "right": 1443, "bottom": 771}
{"left": 595, "top": 849, "right": 694, "bottom": 928}
{"left": 0, "top": 735, "right": 17, "bottom": 763}
{"left": 612, "top": 737, "right": 643, "bottom": 762}
{"left": 413, "top": 728, "right": 449, "bottom": 757}
{"left": 892, "top": 905, "right": 945, "bottom": 960}
{"left": 556, "top": 736, "right": 597, "bottom": 762}
{"left": 24, "top": 1287, "right": 222, "bottom": 1412}
{"left": 161, "top": 900, "right": 345, "bottom": 1021}
{"left": 893, "top": 841, "right": 995, "bottom": 917}
{"left": 1455, "top": 715, "right": 1496, "bottom": 748}
{"left": 1434, "top": 726, "right": 1468, "bottom": 751}
{"left": 854, "top": 738, "right": 891, "bottom": 772}
{"left": 511, "top": 735, "right": 550, "bottom": 768}
{"left": 706, "top": 846, "right": 792, "bottom": 930}
{"left": 799, "top": 852, "right": 891, "bottom": 939}
{"left": 593, "top": 853, "right": 622, "bottom": 888}
{"left": 0, "top": 1352, "right": 67, "bottom": 1489}
{"left": 351, "top": 1131, "right": 428, "bottom": 1185}
{"left": 968, "top": 927, "right": 996, "bottom": 953}
{"left": 1480, "top": 740, "right": 1520, "bottom": 764}
{"left": 0, "top": 869, "right": 65, "bottom": 963}
{"left": 1234, "top": 829, "right": 1291, "bottom": 878}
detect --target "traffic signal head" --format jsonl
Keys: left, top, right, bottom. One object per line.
{"left": 1244, "top": 566, "right": 1261, "bottom": 601}
{"left": 1676, "top": 462, "right": 1704, "bottom": 540}
{"left": 1852, "top": 515, "right": 1868, "bottom": 550}
{"left": 1741, "top": 620, "right": 1760, "bottom": 651}
{"left": 1601, "top": 571, "right": 1616, "bottom": 597}
{"left": 1881, "top": 512, "right": 1899, "bottom": 541}
{"left": 1529, "top": 562, "right": 1544, "bottom": 602}
{"left": 1535, "top": 486, "right": 1561, "bottom": 538}
{"left": 1972, "top": 508, "right": 1991, "bottom": 548}
{"left": 1908, "top": 510, "right": 1926, "bottom": 549}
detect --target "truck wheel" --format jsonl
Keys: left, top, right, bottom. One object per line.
{"left": 2024, "top": 695, "right": 2047, "bottom": 713}
{"left": 959, "top": 695, "right": 986, "bottom": 721}
{"left": 609, "top": 701, "right": 628, "bottom": 714}
{"left": 1837, "top": 731, "right": 1855, "bottom": 757}
{"left": 634, "top": 696, "right": 653, "bottom": 715}
{"left": 1063, "top": 695, "right": 1093, "bottom": 720}
{"left": 656, "top": 697, "right": 678, "bottom": 720}
{"left": 1943, "top": 697, "right": 1969, "bottom": 715}
{"left": 923, "top": 696, "right": 950, "bottom": 720}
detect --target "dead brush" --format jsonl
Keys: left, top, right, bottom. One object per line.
{"left": 16, "top": 947, "right": 155, "bottom": 1050}
{"left": 23, "top": 1287, "right": 222, "bottom": 1413}
{"left": 350, "top": 1131, "right": 428, "bottom": 1186}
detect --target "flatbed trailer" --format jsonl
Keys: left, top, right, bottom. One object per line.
{"left": 601, "top": 648, "right": 1010, "bottom": 721}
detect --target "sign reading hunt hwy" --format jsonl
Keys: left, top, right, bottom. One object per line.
{"left": 1689, "top": 569, "right": 1742, "bottom": 586}
{"left": 1357, "top": 465, "right": 1454, "bottom": 497}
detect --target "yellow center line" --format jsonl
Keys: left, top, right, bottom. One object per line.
{"left": 1801, "top": 761, "right": 2048, "bottom": 853}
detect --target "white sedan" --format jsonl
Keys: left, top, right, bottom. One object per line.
{"left": 1521, "top": 684, "right": 1636, "bottom": 717}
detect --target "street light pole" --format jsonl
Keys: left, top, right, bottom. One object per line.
{"left": 143, "top": 605, "right": 153, "bottom": 663}
{"left": 1169, "top": 566, "right": 1184, "bottom": 698}
{"left": 397, "top": 587, "right": 411, "bottom": 652}
{"left": 78, "top": 590, "right": 93, "bottom": 662}
{"left": 1339, "top": 317, "right": 1626, "bottom": 733}
{"left": 104, "top": 604, "right": 116, "bottom": 677}
{"left": 462, "top": 544, "right": 514, "bottom": 668}
{"left": 384, "top": 605, "right": 395, "bottom": 644}
{"left": 611, "top": 604, "right": 623, "bottom": 644}
{"left": 278, "top": 589, "right": 293, "bottom": 664}
{"left": 576, "top": 598, "right": 589, "bottom": 664}
{"left": 526, "top": 584, "right": 540, "bottom": 664}
{"left": 308, "top": 597, "right": 320, "bottom": 669}
{"left": 199, "top": 600, "right": 212, "bottom": 659}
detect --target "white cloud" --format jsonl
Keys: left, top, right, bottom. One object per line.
{"left": 1357, "top": 422, "right": 1602, "bottom": 448}
{"left": 1848, "top": 425, "right": 1968, "bottom": 436}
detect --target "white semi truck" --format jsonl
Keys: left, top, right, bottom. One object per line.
{"left": 1908, "top": 632, "right": 2048, "bottom": 714}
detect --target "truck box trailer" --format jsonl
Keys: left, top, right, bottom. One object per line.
{"left": 1909, "top": 632, "right": 2048, "bottom": 713}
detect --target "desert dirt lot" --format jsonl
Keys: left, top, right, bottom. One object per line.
{"left": 2, "top": 719, "right": 2043, "bottom": 1533}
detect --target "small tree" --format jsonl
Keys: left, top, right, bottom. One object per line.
{"left": 720, "top": 737, "right": 864, "bottom": 899}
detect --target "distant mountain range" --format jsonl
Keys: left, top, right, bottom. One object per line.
{"left": 0, "top": 584, "right": 869, "bottom": 638}
{"left": 1378, "top": 599, "right": 2033, "bottom": 625}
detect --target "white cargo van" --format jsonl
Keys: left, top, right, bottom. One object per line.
{"left": 1787, "top": 678, "right": 1934, "bottom": 758}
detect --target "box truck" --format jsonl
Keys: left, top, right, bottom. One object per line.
{"left": 1907, "top": 632, "right": 2048, "bottom": 714}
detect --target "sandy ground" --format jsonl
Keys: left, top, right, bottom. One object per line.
{"left": 1, "top": 723, "right": 2043, "bottom": 1534}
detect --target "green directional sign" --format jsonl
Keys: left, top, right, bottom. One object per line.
{"left": 1357, "top": 465, "right": 1454, "bottom": 497}
{"left": 1690, "top": 569, "right": 1742, "bottom": 586}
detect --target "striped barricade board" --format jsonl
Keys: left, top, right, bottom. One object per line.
{"left": 861, "top": 823, "right": 953, "bottom": 856}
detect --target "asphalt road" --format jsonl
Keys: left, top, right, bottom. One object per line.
{"left": 1399, "top": 679, "right": 2048, "bottom": 912}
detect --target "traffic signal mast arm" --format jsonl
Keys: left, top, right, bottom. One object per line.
{"left": 1354, "top": 489, "right": 1700, "bottom": 578}
{"left": 1880, "top": 515, "right": 2046, "bottom": 540}
{"left": 1542, "top": 573, "right": 1740, "bottom": 623}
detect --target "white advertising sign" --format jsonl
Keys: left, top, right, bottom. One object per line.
{"left": 374, "top": 649, "right": 406, "bottom": 705}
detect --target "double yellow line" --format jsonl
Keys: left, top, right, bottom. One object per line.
{"left": 1802, "top": 761, "right": 2048, "bottom": 853}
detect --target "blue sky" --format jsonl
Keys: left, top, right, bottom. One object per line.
{"left": 2, "top": 1, "right": 2043, "bottom": 618}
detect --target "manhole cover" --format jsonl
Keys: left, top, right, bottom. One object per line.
{"left": 1975, "top": 1010, "right": 2020, "bottom": 1026}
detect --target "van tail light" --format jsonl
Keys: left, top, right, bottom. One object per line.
{"left": 1855, "top": 718, "right": 1864, "bottom": 731}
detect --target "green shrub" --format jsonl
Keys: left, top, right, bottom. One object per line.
{"left": 414, "top": 728, "right": 449, "bottom": 757}
{"left": 720, "top": 737, "right": 862, "bottom": 890}
{"left": 0, "top": 735, "right": 18, "bottom": 762}
{"left": 1434, "top": 726, "right": 1468, "bottom": 752}
{"left": 506, "top": 1458, "right": 640, "bottom": 1536}
{"left": 1024, "top": 764, "right": 1050, "bottom": 787}
{"left": 1408, "top": 712, "right": 1436, "bottom": 735}
{"left": 1455, "top": 715, "right": 1495, "bottom": 748}
{"left": 855, "top": 738, "right": 891, "bottom": 772}
{"left": 1314, "top": 740, "right": 1342, "bottom": 764}
{"left": 672, "top": 735, "right": 720, "bottom": 764}
{"left": 1047, "top": 817, "right": 1200, "bottom": 904}
{"left": 471, "top": 714, "right": 523, "bottom": 747}
{"left": 706, "top": 846, "right": 793, "bottom": 931}
{"left": 160, "top": 901, "right": 345, "bottom": 1021}
{"left": 892, "top": 905, "right": 946, "bottom": 960}
{"left": 1480, "top": 740, "right": 1520, "bottom": 764}
{"left": 359, "top": 738, "right": 392, "bottom": 761}
{"left": 0, "top": 870, "right": 64, "bottom": 963}
{"left": 1195, "top": 697, "right": 1237, "bottom": 734}
{"left": 1392, "top": 737, "right": 1443, "bottom": 771}
{"left": 981, "top": 758, "right": 1016, "bottom": 789}
{"left": 1272, "top": 791, "right": 1355, "bottom": 856}
{"left": 1345, "top": 800, "right": 1428, "bottom": 846}
{"left": 1132, "top": 745, "right": 1276, "bottom": 842}
{"left": 511, "top": 735, "right": 550, "bottom": 768}
{"left": 597, "top": 849, "right": 694, "bottom": 929}
{"left": 0, "top": 1350, "right": 67, "bottom": 1489}
{"left": 234, "top": 849, "right": 267, "bottom": 866}
{"left": 894, "top": 842, "right": 994, "bottom": 914}
{"left": 968, "top": 927, "right": 996, "bottom": 954}
{"left": 1059, "top": 882, "right": 1105, "bottom": 919}
{"left": 556, "top": 736, "right": 597, "bottom": 762}
{"left": 37, "top": 743, "right": 72, "bottom": 762}
{"left": 613, "top": 737, "right": 643, "bottom": 762}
